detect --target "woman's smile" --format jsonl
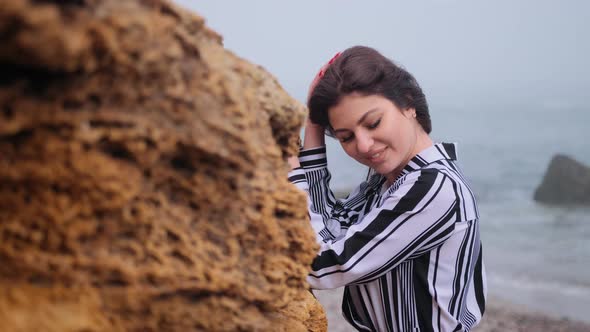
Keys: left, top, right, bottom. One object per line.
{"left": 366, "top": 147, "right": 387, "bottom": 164}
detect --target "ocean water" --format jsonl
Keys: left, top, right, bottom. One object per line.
{"left": 323, "top": 104, "right": 590, "bottom": 322}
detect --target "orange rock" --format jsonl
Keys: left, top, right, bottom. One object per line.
{"left": 0, "top": 0, "right": 326, "bottom": 330}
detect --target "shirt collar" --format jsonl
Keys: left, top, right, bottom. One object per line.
{"left": 366, "top": 142, "right": 458, "bottom": 192}
{"left": 399, "top": 142, "right": 458, "bottom": 177}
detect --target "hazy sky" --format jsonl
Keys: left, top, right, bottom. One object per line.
{"left": 175, "top": 0, "right": 589, "bottom": 111}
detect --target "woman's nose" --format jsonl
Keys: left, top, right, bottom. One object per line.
{"left": 356, "top": 132, "right": 374, "bottom": 154}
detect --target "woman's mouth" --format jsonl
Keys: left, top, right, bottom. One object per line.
{"left": 367, "top": 148, "right": 386, "bottom": 163}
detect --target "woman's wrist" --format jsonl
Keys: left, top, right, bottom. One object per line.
{"left": 303, "top": 119, "right": 325, "bottom": 149}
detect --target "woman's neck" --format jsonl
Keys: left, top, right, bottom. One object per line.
{"left": 385, "top": 131, "right": 433, "bottom": 186}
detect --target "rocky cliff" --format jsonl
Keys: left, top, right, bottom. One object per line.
{"left": 0, "top": 0, "right": 326, "bottom": 331}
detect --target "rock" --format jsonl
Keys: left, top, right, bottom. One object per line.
{"left": 0, "top": 0, "right": 326, "bottom": 331}
{"left": 534, "top": 154, "right": 590, "bottom": 204}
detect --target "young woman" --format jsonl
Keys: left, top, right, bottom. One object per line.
{"left": 288, "top": 46, "right": 486, "bottom": 332}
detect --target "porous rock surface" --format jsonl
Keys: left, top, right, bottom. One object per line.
{"left": 0, "top": 0, "right": 326, "bottom": 331}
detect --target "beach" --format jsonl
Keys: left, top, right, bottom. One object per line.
{"left": 314, "top": 288, "right": 590, "bottom": 332}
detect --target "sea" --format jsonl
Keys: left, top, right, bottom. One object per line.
{"left": 321, "top": 103, "right": 590, "bottom": 322}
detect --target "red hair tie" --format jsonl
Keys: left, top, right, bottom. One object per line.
{"left": 307, "top": 51, "right": 341, "bottom": 102}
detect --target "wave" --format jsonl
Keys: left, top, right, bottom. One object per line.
{"left": 488, "top": 273, "right": 590, "bottom": 297}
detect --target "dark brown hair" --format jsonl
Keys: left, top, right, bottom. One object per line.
{"left": 308, "top": 46, "right": 431, "bottom": 134}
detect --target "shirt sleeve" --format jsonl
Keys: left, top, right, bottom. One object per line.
{"left": 287, "top": 146, "right": 374, "bottom": 243}
{"left": 306, "top": 168, "right": 460, "bottom": 289}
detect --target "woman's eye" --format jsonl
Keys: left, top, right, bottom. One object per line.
{"left": 368, "top": 119, "right": 381, "bottom": 129}
{"left": 340, "top": 134, "right": 354, "bottom": 143}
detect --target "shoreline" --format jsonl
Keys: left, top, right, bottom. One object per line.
{"left": 314, "top": 289, "right": 590, "bottom": 332}
{"left": 475, "top": 297, "right": 590, "bottom": 332}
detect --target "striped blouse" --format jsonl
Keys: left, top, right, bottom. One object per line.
{"left": 288, "top": 142, "right": 486, "bottom": 332}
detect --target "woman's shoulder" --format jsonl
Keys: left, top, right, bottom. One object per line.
{"left": 391, "top": 166, "right": 476, "bottom": 207}
{"left": 388, "top": 167, "right": 456, "bottom": 195}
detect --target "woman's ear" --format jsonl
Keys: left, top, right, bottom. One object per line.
{"left": 403, "top": 107, "right": 417, "bottom": 119}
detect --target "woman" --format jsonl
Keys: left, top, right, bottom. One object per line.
{"left": 288, "top": 46, "right": 486, "bottom": 332}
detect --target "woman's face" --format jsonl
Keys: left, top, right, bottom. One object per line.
{"left": 328, "top": 93, "right": 424, "bottom": 182}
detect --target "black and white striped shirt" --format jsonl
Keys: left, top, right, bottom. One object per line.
{"left": 288, "top": 143, "right": 486, "bottom": 332}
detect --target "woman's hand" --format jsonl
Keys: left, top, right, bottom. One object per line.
{"left": 287, "top": 156, "right": 301, "bottom": 170}
{"left": 303, "top": 118, "right": 326, "bottom": 149}
{"left": 288, "top": 118, "right": 324, "bottom": 171}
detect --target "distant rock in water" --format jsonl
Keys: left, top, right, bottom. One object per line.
{"left": 534, "top": 155, "right": 590, "bottom": 204}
